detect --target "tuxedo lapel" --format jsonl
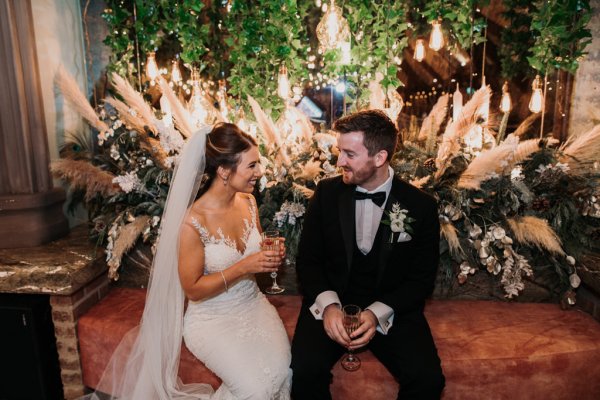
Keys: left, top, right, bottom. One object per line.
{"left": 338, "top": 184, "right": 355, "bottom": 270}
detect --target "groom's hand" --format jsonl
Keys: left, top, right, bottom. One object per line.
{"left": 323, "top": 304, "right": 351, "bottom": 347}
{"left": 348, "top": 310, "right": 378, "bottom": 350}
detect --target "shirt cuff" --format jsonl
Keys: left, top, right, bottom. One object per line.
{"left": 366, "top": 301, "right": 394, "bottom": 335}
{"left": 310, "top": 291, "right": 341, "bottom": 320}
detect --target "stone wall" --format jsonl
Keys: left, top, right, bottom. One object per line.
{"left": 569, "top": 0, "right": 600, "bottom": 136}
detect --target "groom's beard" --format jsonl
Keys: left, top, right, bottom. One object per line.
{"left": 340, "top": 163, "right": 376, "bottom": 186}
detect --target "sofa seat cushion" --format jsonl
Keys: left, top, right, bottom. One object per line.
{"left": 77, "top": 289, "right": 600, "bottom": 399}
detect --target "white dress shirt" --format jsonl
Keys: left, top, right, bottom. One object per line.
{"left": 309, "top": 166, "right": 395, "bottom": 334}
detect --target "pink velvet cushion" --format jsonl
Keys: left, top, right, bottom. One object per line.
{"left": 78, "top": 289, "right": 600, "bottom": 399}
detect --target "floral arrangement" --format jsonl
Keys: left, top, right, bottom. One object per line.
{"left": 392, "top": 86, "right": 600, "bottom": 303}
{"left": 52, "top": 68, "right": 599, "bottom": 304}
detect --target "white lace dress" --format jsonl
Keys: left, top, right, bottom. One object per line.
{"left": 183, "top": 207, "right": 291, "bottom": 400}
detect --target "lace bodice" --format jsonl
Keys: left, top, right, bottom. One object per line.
{"left": 187, "top": 201, "right": 262, "bottom": 313}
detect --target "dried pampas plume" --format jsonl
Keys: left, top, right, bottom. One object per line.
{"left": 247, "top": 95, "right": 290, "bottom": 166}
{"left": 418, "top": 94, "right": 449, "bottom": 141}
{"left": 110, "top": 73, "right": 158, "bottom": 134}
{"left": 513, "top": 113, "right": 540, "bottom": 138}
{"left": 107, "top": 215, "right": 151, "bottom": 280}
{"left": 293, "top": 159, "right": 323, "bottom": 181}
{"left": 441, "top": 221, "right": 464, "bottom": 256}
{"left": 457, "top": 135, "right": 519, "bottom": 190}
{"left": 435, "top": 86, "right": 491, "bottom": 179}
{"left": 50, "top": 159, "right": 121, "bottom": 201}
{"left": 293, "top": 183, "right": 314, "bottom": 199}
{"left": 559, "top": 125, "right": 600, "bottom": 174}
{"left": 104, "top": 97, "right": 148, "bottom": 134}
{"left": 55, "top": 66, "right": 109, "bottom": 134}
{"left": 507, "top": 216, "right": 564, "bottom": 255}
{"left": 158, "top": 78, "right": 194, "bottom": 138}
{"left": 410, "top": 175, "right": 431, "bottom": 188}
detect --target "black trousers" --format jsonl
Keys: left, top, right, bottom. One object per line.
{"left": 290, "top": 305, "right": 445, "bottom": 400}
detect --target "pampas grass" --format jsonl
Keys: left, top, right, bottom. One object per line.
{"left": 110, "top": 73, "right": 157, "bottom": 134}
{"left": 435, "top": 86, "right": 491, "bottom": 179}
{"left": 409, "top": 175, "right": 431, "bottom": 188}
{"left": 157, "top": 78, "right": 194, "bottom": 138}
{"left": 513, "top": 113, "right": 540, "bottom": 138}
{"left": 107, "top": 215, "right": 151, "bottom": 279}
{"left": 512, "top": 137, "right": 558, "bottom": 165}
{"left": 293, "top": 183, "right": 314, "bottom": 199}
{"left": 293, "top": 159, "right": 323, "bottom": 181}
{"left": 55, "top": 66, "right": 109, "bottom": 134}
{"left": 457, "top": 135, "right": 519, "bottom": 190}
{"left": 418, "top": 94, "right": 449, "bottom": 141}
{"left": 104, "top": 97, "right": 148, "bottom": 134}
{"left": 507, "top": 216, "right": 564, "bottom": 255}
{"left": 441, "top": 221, "right": 463, "bottom": 256}
{"left": 559, "top": 125, "right": 600, "bottom": 174}
{"left": 50, "top": 159, "right": 120, "bottom": 201}
{"left": 247, "top": 95, "right": 291, "bottom": 165}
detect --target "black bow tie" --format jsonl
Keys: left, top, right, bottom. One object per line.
{"left": 354, "top": 191, "right": 386, "bottom": 207}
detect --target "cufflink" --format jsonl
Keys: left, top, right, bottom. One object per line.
{"left": 315, "top": 309, "right": 320, "bottom": 315}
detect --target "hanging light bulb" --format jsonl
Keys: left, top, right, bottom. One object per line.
{"left": 316, "top": 0, "right": 350, "bottom": 52}
{"left": 339, "top": 40, "right": 351, "bottom": 65}
{"left": 500, "top": 81, "right": 512, "bottom": 113}
{"left": 145, "top": 52, "right": 159, "bottom": 83}
{"left": 453, "top": 83, "right": 463, "bottom": 121}
{"left": 188, "top": 69, "right": 208, "bottom": 127}
{"left": 277, "top": 64, "right": 290, "bottom": 100}
{"left": 414, "top": 39, "right": 426, "bottom": 62}
{"left": 529, "top": 75, "right": 543, "bottom": 114}
{"left": 171, "top": 60, "right": 182, "bottom": 85}
{"left": 384, "top": 89, "right": 404, "bottom": 124}
{"left": 429, "top": 20, "right": 445, "bottom": 51}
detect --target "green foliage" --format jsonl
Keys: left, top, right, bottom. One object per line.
{"left": 224, "top": 0, "right": 311, "bottom": 119}
{"left": 528, "top": 0, "right": 592, "bottom": 75}
{"left": 499, "top": 0, "right": 535, "bottom": 78}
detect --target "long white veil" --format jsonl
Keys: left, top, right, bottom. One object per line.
{"left": 88, "top": 125, "right": 214, "bottom": 399}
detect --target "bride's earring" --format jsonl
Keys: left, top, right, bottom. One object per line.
{"left": 222, "top": 177, "right": 228, "bottom": 186}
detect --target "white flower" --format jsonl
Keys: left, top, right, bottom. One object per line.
{"left": 390, "top": 219, "right": 405, "bottom": 233}
{"left": 113, "top": 120, "right": 123, "bottom": 129}
{"left": 105, "top": 128, "right": 115, "bottom": 138}
{"left": 259, "top": 176, "right": 268, "bottom": 192}
{"left": 510, "top": 166, "right": 523, "bottom": 180}
{"left": 113, "top": 171, "right": 142, "bottom": 193}
{"left": 110, "top": 145, "right": 120, "bottom": 160}
{"left": 274, "top": 201, "right": 306, "bottom": 227}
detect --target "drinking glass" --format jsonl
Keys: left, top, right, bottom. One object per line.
{"left": 262, "top": 229, "right": 285, "bottom": 294}
{"left": 340, "top": 304, "right": 361, "bottom": 371}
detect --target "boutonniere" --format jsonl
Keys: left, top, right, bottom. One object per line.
{"left": 381, "top": 203, "right": 415, "bottom": 243}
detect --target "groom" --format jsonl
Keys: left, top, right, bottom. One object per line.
{"left": 291, "top": 110, "right": 445, "bottom": 399}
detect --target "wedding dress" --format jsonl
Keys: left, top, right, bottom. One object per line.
{"left": 184, "top": 201, "right": 292, "bottom": 400}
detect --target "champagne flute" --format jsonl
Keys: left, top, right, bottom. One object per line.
{"left": 340, "top": 304, "right": 361, "bottom": 371}
{"left": 262, "top": 229, "right": 285, "bottom": 294}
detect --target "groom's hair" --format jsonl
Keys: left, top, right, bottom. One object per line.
{"left": 332, "top": 109, "right": 399, "bottom": 161}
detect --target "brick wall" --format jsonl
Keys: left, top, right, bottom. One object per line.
{"left": 50, "top": 273, "right": 110, "bottom": 399}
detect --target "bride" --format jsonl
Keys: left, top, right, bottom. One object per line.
{"left": 91, "top": 123, "right": 291, "bottom": 399}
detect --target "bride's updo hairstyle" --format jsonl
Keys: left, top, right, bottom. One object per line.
{"left": 197, "top": 122, "right": 257, "bottom": 197}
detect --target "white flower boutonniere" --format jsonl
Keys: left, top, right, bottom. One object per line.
{"left": 381, "top": 203, "right": 415, "bottom": 243}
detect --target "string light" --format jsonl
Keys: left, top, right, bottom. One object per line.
{"left": 316, "top": 0, "right": 350, "bottom": 52}
{"left": 429, "top": 20, "right": 445, "bottom": 51}
{"left": 414, "top": 39, "right": 426, "bottom": 62}
{"left": 188, "top": 69, "right": 209, "bottom": 127}
{"left": 529, "top": 75, "right": 544, "bottom": 114}
{"left": 145, "top": 52, "right": 159, "bottom": 83}
{"left": 500, "top": 81, "right": 512, "bottom": 113}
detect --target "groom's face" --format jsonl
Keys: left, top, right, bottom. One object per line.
{"left": 336, "top": 131, "right": 377, "bottom": 187}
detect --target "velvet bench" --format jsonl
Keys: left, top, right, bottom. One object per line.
{"left": 77, "top": 288, "right": 600, "bottom": 399}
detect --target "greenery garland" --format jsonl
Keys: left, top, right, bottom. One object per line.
{"left": 498, "top": 0, "right": 535, "bottom": 79}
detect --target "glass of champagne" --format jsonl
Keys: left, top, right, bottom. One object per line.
{"left": 340, "top": 304, "right": 361, "bottom": 371}
{"left": 262, "top": 229, "right": 285, "bottom": 294}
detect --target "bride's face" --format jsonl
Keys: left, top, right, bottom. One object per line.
{"left": 229, "top": 145, "right": 262, "bottom": 193}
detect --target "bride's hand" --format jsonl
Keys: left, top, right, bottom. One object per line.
{"left": 242, "top": 250, "right": 282, "bottom": 274}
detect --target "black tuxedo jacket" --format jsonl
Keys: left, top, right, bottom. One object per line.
{"left": 296, "top": 174, "right": 440, "bottom": 318}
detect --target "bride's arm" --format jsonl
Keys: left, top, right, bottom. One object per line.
{"left": 178, "top": 222, "right": 280, "bottom": 301}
